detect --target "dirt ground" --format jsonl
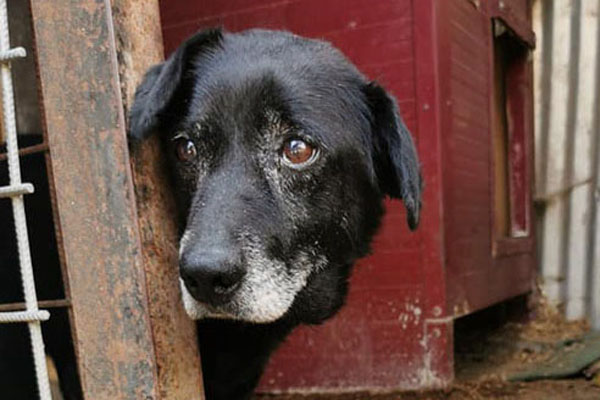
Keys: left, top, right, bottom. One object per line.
{"left": 45, "top": 289, "right": 600, "bottom": 399}
{"left": 47, "top": 289, "right": 600, "bottom": 399}
{"left": 257, "top": 293, "right": 600, "bottom": 400}
{"left": 257, "top": 379, "right": 600, "bottom": 400}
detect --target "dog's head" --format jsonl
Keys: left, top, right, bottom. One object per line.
{"left": 129, "top": 29, "right": 421, "bottom": 324}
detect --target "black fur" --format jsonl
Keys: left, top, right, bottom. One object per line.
{"left": 129, "top": 28, "right": 421, "bottom": 400}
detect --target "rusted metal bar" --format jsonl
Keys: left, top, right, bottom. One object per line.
{"left": 29, "top": 1, "right": 160, "bottom": 398}
{"left": 111, "top": 0, "right": 205, "bottom": 398}
{"left": 0, "top": 299, "right": 71, "bottom": 312}
{"left": 0, "top": 142, "right": 49, "bottom": 161}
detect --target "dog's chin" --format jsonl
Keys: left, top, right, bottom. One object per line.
{"left": 179, "top": 278, "right": 291, "bottom": 323}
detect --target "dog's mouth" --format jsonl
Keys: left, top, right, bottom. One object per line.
{"left": 178, "top": 234, "right": 329, "bottom": 323}
{"left": 179, "top": 271, "right": 303, "bottom": 323}
{"left": 179, "top": 278, "right": 233, "bottom": 320}
{"left": 178, "top": 259, "right": 322, "bottom": 323}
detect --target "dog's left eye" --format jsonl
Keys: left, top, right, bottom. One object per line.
{"left": 282, "top": 138, "right": 317, "bottom": 167}
{"left": 175, "top": 138, "right": 197, "bottom": 162}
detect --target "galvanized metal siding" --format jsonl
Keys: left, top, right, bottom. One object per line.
{"left": 533, "top": 0, "right": 600, "bottom": 328}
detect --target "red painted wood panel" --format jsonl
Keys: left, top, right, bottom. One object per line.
{"left": 158, "top": 0, "right": 536, "bottom": 392}
{"left": 490, "top": 0, "right": 535, "bottom": 47}
{"left": 493, "top": 0, "right": 530, "bottom": 20}
{"left": 161, "top": 0, "right": 411, "bottom": 35}
{"left": 439, "top": 0, "right": 534, "bottom": 316}
{"left": 159, "top": 0, "right": 430, "bottom": 392}
{"left": 506, "top": 50, "right": 532, "bottom": 236}
{"left": 438, "top": 0, "right": 491, "bottom": 314}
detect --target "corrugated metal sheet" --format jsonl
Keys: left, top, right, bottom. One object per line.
{"left": 533, "top": 0, "right": 600, "bottom": 328}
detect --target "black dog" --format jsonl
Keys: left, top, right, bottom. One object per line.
{"left": 130, "top": 28, "right": 421, "bottom": 400}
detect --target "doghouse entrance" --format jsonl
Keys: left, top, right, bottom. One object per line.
{"left": 0, "top": 1, "right": 82, "bottom": 398}
{"left": 492, "top": 19, "right": 531, "bottom": 242}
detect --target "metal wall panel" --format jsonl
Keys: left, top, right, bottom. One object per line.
{"left": 533, "top": 0, "right": 600, "bottom": 328}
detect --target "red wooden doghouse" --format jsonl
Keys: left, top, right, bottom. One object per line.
{"left": 159, "top": 0, "right": 536, "bottom": 392}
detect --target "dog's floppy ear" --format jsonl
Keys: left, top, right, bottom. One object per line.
{"left": 129, "top": 29, "right": 223, "bottom": 140}
{"left": 364, "top": 82, "right": 422, "bottom": 230}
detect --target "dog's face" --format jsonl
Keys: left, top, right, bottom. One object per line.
{"left": 129, "top": 29, "right": 421, "bottom": 324}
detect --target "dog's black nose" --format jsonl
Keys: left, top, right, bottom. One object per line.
{"left": 180, "top": 250, "right": 245, "bottom": 305}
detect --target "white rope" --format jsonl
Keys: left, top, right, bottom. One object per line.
{"left": 0, "top": 182, "right": 34, "bottom": 197}
{"left": 0, "top": 310, "right": 50, "bottom": 323}
{"left": 0, "top": 46, "right": 24, "bottom": 62}
{"left": 0, "top": 0, "right": 52, "bottom": 398}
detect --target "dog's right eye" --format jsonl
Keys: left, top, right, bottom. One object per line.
{"left": 174, "top": 138, "right": 197, "bottom": 162}
{"left": 282, "top": 138, "right": 317, "bottom": 168}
